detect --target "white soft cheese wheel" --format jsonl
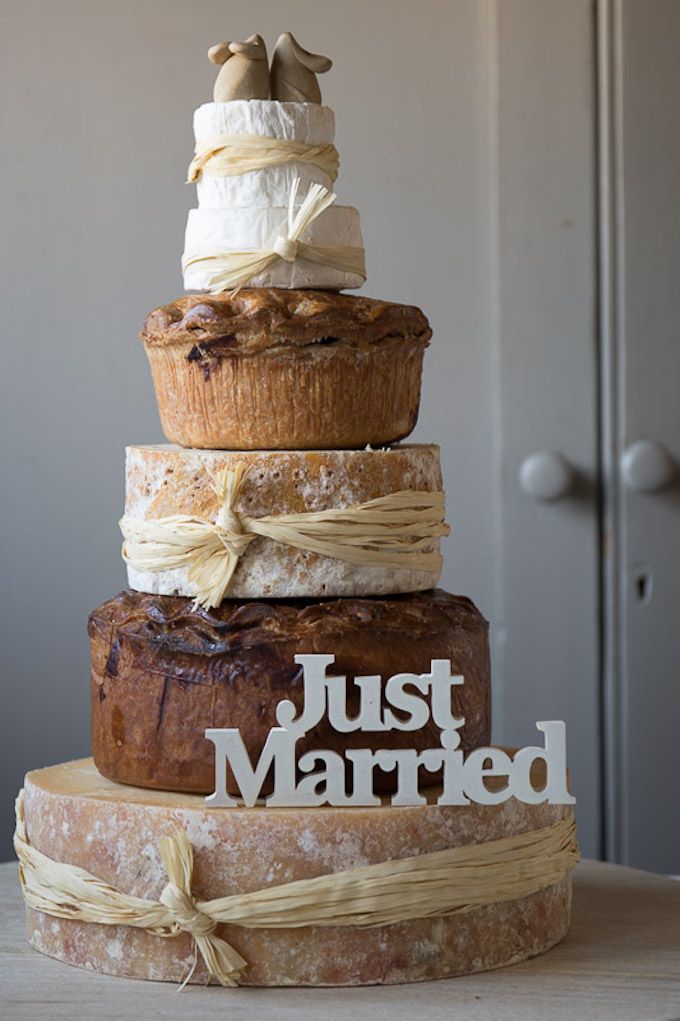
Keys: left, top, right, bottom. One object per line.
{"left": 193, "top": 101, "right": 336, "bottom": 209}
{"left": 124, "top": 444, "right": 444, "bottom": 599}
{"left": 182, "top": 204, "right": 364, "bottom": 291}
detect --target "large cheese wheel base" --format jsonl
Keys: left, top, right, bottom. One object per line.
{"left": 22, "top": 759, "right": 574, "bottom": 987}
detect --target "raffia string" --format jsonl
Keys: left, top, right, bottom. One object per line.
{"left": 187, "top": 133, "right": 340, "bottom": 183}
{"left": 181, "top": 178, "right": 366, "bottom": 293}
{"left": 14, "top": 791, "right": 579, "bottom": 989}
{"left": 120, "top": 463, "right": 450, "bottom": 610}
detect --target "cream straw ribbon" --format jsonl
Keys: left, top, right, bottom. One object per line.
{"left": 14, "top": 790, "right": 579, "bottom": 989}
{"left": 181, "top": 178, "right": 366, "bottom": 293}
{"left": 120, "top": 464, "right": 450, "bottom": 611}
{"left": 187, "top": 133, "right": 340, "bottom": 182}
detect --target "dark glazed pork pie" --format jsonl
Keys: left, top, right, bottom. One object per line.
{"left": 90, "top": 589, "right": 491, "bottom": 795}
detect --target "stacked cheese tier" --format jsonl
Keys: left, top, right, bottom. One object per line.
{"left": 20, "top": 91, "right": 575, "bottom": 988}
{"left": 182, "top": 102, "right": 364, "bottom": 292}
{"left": 24, "top": 760, "right": 574, "bottom": 987}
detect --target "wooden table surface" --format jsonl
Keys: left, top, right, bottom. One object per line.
{"left": 1, "top": 859, "right": 679, "bottom": 1020}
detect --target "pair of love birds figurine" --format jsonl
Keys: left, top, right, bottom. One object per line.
{"left": 209, "top": 31, "right": 332, "bottom": 105}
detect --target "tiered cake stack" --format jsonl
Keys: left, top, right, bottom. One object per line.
{"left": 17, "top": 33, "right": 577, "bottom": 987}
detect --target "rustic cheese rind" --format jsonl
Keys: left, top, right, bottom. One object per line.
{"left": 124, "top": 444, "right": 445, "bottom": 599}
{"left": 23, "top": 759, "right": 574, "bottom": 987}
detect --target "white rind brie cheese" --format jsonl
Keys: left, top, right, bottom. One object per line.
{"left": 183, "top": 99, "right": 364, "bottom": 291}
{"left": 193, "top": 101, "right": 336, "bottom": 209}
{"left": 182, "top": 204, "right": 364, "bottom": 290}
{"left": 193, "top": 100, "right": 335, "bottom": 145}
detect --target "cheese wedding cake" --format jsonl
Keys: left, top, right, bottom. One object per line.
{"left": 15, "top": 31, "right": 579, "bottom": 989}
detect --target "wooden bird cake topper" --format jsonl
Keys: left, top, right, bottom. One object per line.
{"left": 270, "top": 31, "right": 332, "bottom": 104}
{"left": 208, "top": 33, "right": 269, "bottom": 102}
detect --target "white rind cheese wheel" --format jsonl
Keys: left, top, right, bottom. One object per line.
{"left": 22, "top": 759, "right": 574, "bottom": 987}
{"left": 193, "top": 100, "right": 335, "bottom": 144}
{"left": 182, "top": 204, "right": 364, "bottom": 291}
{"left": 183, "top": 100, "right": 364, "bottom": 291}
{"left": 123, "top": 444, "right": 444, "bottom": 599}
{"left": 193, "top": 101, "right": 336, "bottom": 209}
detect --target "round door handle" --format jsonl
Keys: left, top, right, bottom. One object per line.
{"left": 518, "top": 451, "right": 574, "bottom": 501}
{"left": 621, "top": 440, "right": 675, "bottom": 492}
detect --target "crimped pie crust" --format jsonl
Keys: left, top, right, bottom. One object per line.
{"left": 141, "top": 288, "right": 432, "bottom": 355}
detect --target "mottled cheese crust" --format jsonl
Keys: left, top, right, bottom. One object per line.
{"left": 124, "top": 444, "right": 445, "bottom": 599}
{"left": 23, "top": 759, "right": 574, "bottom": 987}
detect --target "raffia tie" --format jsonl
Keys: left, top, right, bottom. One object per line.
{"left": 181, "top": 178, "right": 366, "bottom": 293}
{"left": 14, "top": 790, "right": 579, "bottom": 989}
{"left": 187, "top": 133, "right": 340, "bottom": 183}
{"left": 120, "top": 463, "right": 450, "bottom": 610}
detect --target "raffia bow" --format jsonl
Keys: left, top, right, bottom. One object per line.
{"left": 181, "top": 178, "right": 366, "bottom": 293}
{"left": 14, "top": 790, "right": 579, "bottom": 989}
{"left": 187, "top": 133, "right": 340, "bottom": 182}
{"left": 14, "top": 791, "right": 246, "bottom": 988}
{"left": 120, "top": 464, "right": 450, "bottom": 611}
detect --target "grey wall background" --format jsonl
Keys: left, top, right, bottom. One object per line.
{"left": 0, "top": 0, "right": 496, "bottom": 858}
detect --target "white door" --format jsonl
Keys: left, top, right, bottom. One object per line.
{"left": 489, "top": 0, "right": 680, "bottom": 869}
{"left": 488, "top": 0, "right": 601, "bottom": 858}
{"left": 600, "top": 0, "right": 680, "bottom": 872}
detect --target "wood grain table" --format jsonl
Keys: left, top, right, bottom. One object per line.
{"left": 1, "top": 859, "right": 679, "bottom": 1020}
